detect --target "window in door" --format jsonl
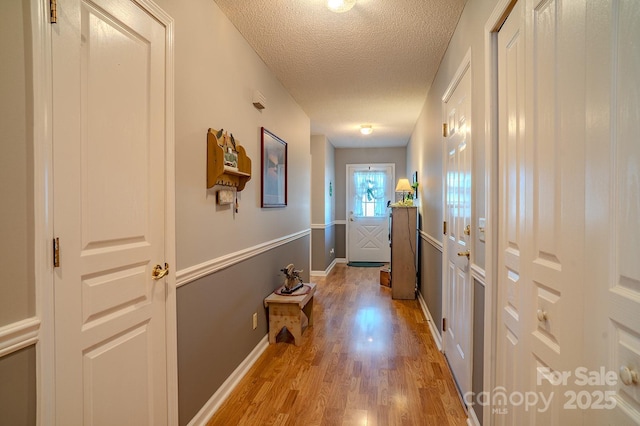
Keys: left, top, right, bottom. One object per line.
{"left": 353, "top": 171, "right": 387, "bottom": 218}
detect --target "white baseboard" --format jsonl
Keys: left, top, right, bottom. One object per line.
{"left": 310, "top": 257, "right": 346, "bottom": 277}
{"left": 187, "top": 335, "right": 269, "bottom": 426}
{"left": 467, "top": 405, "right": 481, "bottom": 426}
{"left": 417, "top": 291, "right": 442, "bottom": 351}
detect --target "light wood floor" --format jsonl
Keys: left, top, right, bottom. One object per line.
{"left": 207, "top": 264, "right": 467, "bottom": 425}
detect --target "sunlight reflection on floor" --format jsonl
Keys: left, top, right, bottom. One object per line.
{"left": 352, "top": 306, "right": 391, "bottom": 353}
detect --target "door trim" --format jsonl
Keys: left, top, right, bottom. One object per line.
{"left": 38, "top": 0, "right": 177, "bottom": 423}
{"left": 33, "top": 0, "right": 55, "bottom": 421}
{"left": 483, "top": 0, "right": 518, "bottom": 423}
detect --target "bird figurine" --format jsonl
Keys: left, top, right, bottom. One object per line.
{"left": 280, "top": 263, "right": 304, "bottom": 294}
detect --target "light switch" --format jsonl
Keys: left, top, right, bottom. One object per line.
{"left": 478, "top": 218, "right": 486, "bottom": 242}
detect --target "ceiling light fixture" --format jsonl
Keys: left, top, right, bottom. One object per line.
{"left": 360, "top": 125, "right": 373, "bottom": 135}
{"left": 327, "top": 0, "right": 356, "bottom": 13}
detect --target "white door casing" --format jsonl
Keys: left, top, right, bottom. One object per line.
{"left": 52, "top": 0, "right": 175, "bottom": 424}
{"left": 442, "top": 51, "right": 473, "bottom": 399}
{"left": 346, "top": 164, "right": 394, "bottom": 263}
{"left": 495, "top": 2, "right": 527, "bottom": 424}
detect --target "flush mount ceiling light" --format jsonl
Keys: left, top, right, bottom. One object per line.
{"left": 327, "top": 0, "right": 356, "bottom": 13}
{"left": 360, "top": 124, "right": 373, "bottom": 135}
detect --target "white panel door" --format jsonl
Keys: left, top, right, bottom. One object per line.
{"left": 442, "top": 59, "right": 472, "bottom": 398}
{"left": 52, "top": 0, "right": 169, "bottom": 424}
{"left": 347, "top": 164, "right": 394, "bottom": 262}
{"left": 586, "top": 1, "right": 640, "bottom": 424}
{"left": 495, "top": 2, "right": 527, "bottom": 424}
{"left": 525, "top": 0, "right": 586, "bottom": 423}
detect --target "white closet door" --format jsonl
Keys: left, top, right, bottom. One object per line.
{"left": 586, "top": 1, "right": 640, "bottom": 424}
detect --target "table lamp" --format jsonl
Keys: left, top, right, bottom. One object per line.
{"left": 395, "top": 178, "right": 413, "bottom": 202}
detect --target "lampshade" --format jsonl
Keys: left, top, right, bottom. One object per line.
{"left": 327, "top": 0, "right": 356, "bottom": 13}
{"left": 395, "top": 178, "right": 413, "bottom": 192}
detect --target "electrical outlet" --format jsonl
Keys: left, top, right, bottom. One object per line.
{"left": 252, "top": 312, "right": 258, "bottom": 330}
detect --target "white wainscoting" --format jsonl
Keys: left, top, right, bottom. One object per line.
{"left": 470, "top": 263, "right": 486, "bottom": 286}
{"left": 419, "top": 230, "right": 443, "bottom": 251}
{"left": 0, "top": 317, "right": 40, "bottom": 358}
{"left": 176, "top": 229, "right": 310, "bottom": 288}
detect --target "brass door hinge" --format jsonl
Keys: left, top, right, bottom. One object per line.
{"left": 442, "top": 123, "right": 448, "bottom": 137}
{"left": 442, "top": 318, "right": 446, "bottom": 332}
{"left": 53, "top": 237, "right": 60, "bottom": 267}
{"left": 443, "top": 221, "right": 447, "bottom": 235}
{"left": 50, "top": 0, "right": 57, "bottom": 23}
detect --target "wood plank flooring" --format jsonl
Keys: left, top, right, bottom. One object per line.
{"left": 206, "top": 264, "right": 467, "bottom": 426}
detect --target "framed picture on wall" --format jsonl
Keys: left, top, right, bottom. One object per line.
{"left": 261, "top": 127, "right": 287, "bottom": 207}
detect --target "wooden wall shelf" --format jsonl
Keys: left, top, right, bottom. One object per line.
{"left": 207, "top": 128, "right": 252, "bottom": 190}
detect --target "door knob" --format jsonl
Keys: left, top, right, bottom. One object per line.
{"left": 620, "top": 366, "right": 639, "bottom": 386}
{"left": 464, "top": 225, "right": 471, "bottom": 236}
{"left": 457, "top": 250, "right": 470, "bottom": 258}
{"left": 152, "top": 263, "right": 169, "bottom": 280}
{"left": 537, "top": 309, "right": 548, "bottom": 322}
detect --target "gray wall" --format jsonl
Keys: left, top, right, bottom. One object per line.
{"left": 335, "top": 224, "right": 346, "bottom": 259}
{"left": 407, "top": 0, "right": 504, "bottom": 417}
{"left": 1, "top": 0, "right": 35, "bottom": 326}
{"left": 148, "top": 1, "right": 313, "bottom": 423}
{"left": 0, "top": 0, "right": 36, "bottom": 422}
{"left": 176, "top": 235, "right": 310, "bottom": 425}
{"left": 311, "top": 225, "right": 336, "bottom": 272}
{"left": 419, "top": 238, "right": 443, "bottom": 329}
{"left": 406, "top": 0, "right": 499, "bottom": 269}
{"left": 0, "top": 345, "right": 36, "bottom": 426}
{"left": 153, "top": 0, "right": 311, "bottom": 271}
{"left": 310, "top": 136, "right": 337, "bottom": 272}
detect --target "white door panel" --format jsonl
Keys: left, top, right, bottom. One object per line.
{"left": 586, "top": 1, "right": 640, "bottom": 423}
{"left": 443, "top": 57, "right": 472, "bottom": 398}
{"left": 526, "top": 0, "right": 585, "bottom": 423}
{"left": 53, "top": 0, "right": 169, "bottom": 424}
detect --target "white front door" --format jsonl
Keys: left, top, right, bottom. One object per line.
{"left": 347, "top": 164, "right": 394, "bottom": 262}
{"left": 442, "top": 55, "right": 472, "bottom": 398}
{"left": 52, "top": 0, "right": 170, "bottom": 424}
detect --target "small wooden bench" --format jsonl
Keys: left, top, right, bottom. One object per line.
{"left": 264, "top": 283, "right": 316, "bottom": 346}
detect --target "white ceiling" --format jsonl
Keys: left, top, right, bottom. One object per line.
{"left": 213, "top": 0, "right": 466, "bottom": 148}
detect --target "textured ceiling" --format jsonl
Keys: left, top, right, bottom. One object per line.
{"left": 214, "top": 0, "right": 466, "bottom": 148}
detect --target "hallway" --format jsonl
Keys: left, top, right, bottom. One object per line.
{"left": 207, "top": 264, "right": 467, "bottom": 425}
